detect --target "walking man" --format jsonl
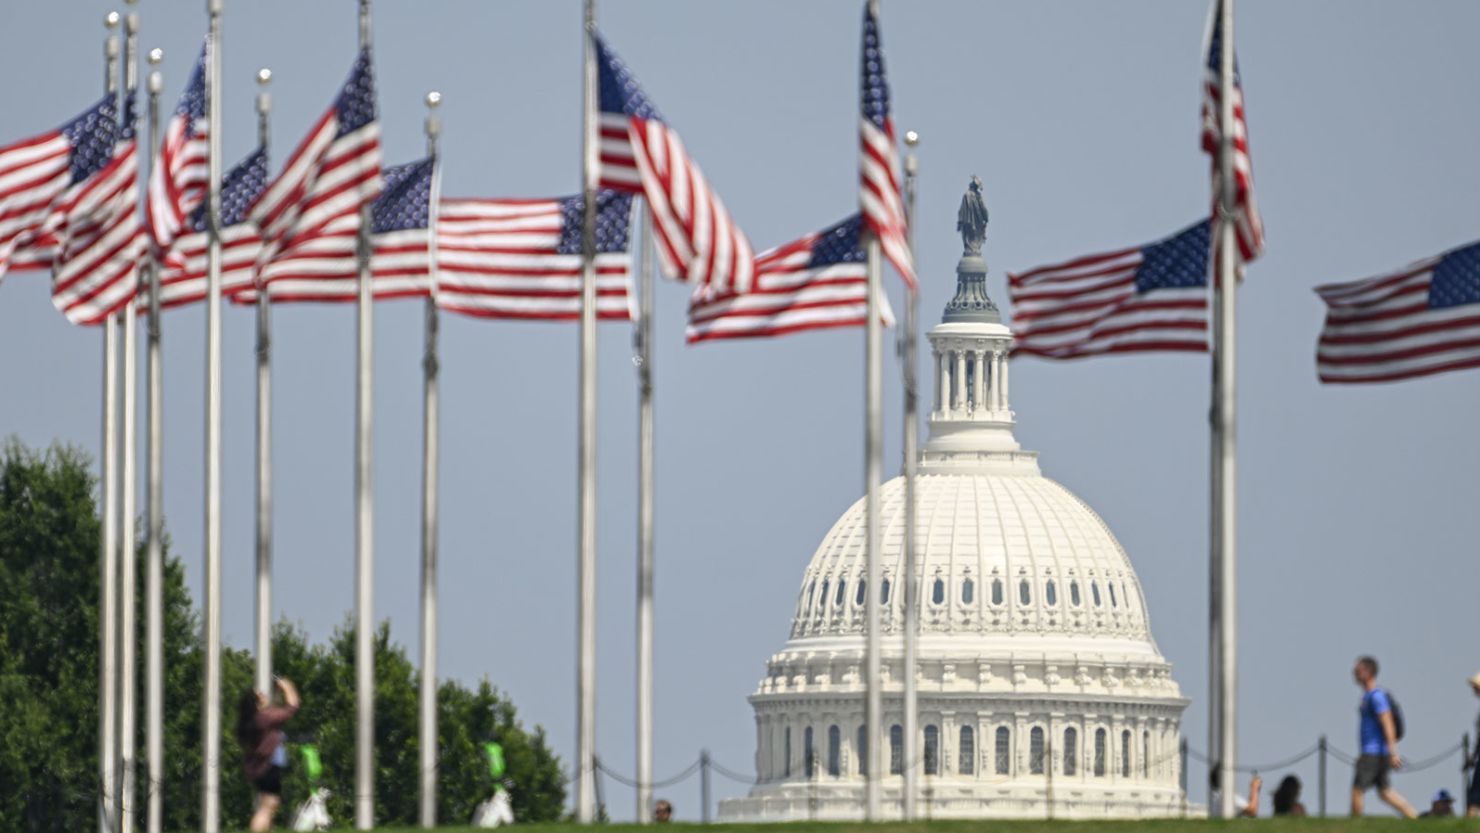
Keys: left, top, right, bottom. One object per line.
{"left": 1350, "top": 656, "right": 1416, "bottom": 818}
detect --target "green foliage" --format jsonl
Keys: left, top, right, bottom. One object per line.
{"left": 0, "top": 437, "right": 565, "bottom": 832}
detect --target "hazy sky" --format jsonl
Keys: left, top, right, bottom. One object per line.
{"left": 4, "top": 0, "right": 1479, "bottom": 821}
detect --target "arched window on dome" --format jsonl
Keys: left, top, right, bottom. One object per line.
{"left": 806, "top": 580, "right": 817, "bottom": 611}
{"left": 1045, "top": 579, "right": 1058, "bottom": 606}
{"left": 1091, "top": 581, "right": 1102, "bottom": 607}
{"left": 834, "top": 580, "right": 847, "bottom": 608}
{"left": 1029, "top": 727, "right": 1045, "bottom": 775}
{"left": 804, "top": 726, "right": 815, "bottom": 778}
{"left": 854, "top": 579, "right": 866, "bottom": 607}
{"left": 994, "top": 726, "right": 1011, "bottom": 775}
{"left": 959, "top": 726, "right": 975, "bottom": 775}
{"left": 1142, "top": 730, "right": 1150, "bottom": 779}
{"left": 961, "top": 577, "right": 975, "bottom": 605}
{"left": 856, "top": 725, "right": 868, "bottom": 776}
{"left": 819, "top": 580, "right": 831, "bottom": 612}
{"left": 931, "top": 577, "right": 945, "bottom": 605}
{"left": 1019, "top": 579, "right": 1032, "bottom": 605}
{"left": 784, "top": 727, "right": 792, "bottom": 778}
{"left": 1070, "top": 580, "right": 1082, "bottom": 607}
{"left": 991, "top": 578, "right": 1004, "bottom": 605}
{"left": 890, "top": 725, "right": 904, "bottom": 774}
{"left": 924, "top": 725, "right": 939, "bottom": 775}
{"left": 1093, "top": 728, "right": 1107, "bottom": 777}
{"left": 827, "top": 725, "right": 841, "bottom": 777}
{"left": 1063, "top": 727, "right": 1078, "bottom": 776}
{"left": 1121, "top": 730, "right": 1132, "bottom": 777}
{"left": 1109, "top": 582, "right": 1118, "bottom": 608}
{"left": 880, "top": 578, "right": 891, "bottom": 605}
{"left": 1123, "top": 581, "right": 1133, "bottom": 611}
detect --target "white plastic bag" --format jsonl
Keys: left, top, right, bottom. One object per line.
{"left": 291, "top": 788, "right": 333, "bottom": 832}
{"left": 472, "top": 789, "right": 515, "bottom": 828}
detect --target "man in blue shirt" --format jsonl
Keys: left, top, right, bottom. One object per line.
{"left": 1350, "top": 656, "right": 1417, "bottom": 818}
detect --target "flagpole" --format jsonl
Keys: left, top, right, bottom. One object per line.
{"left": 899, "top": 129, "right": 920, "bottom": 822}
{"left": 634, "top": 205, "right": 655, "bottom": 824}
{"left": 143, "top": 45, "right": 165, "bottom": 833}
{"left": 354, "top": 1, "right": 377, "bottom": 828}
{"left": 1214, "top": 0, "right": 1239, "bottom": 818}
{"left": 253, "top": 65, "right": 274, "bottom": 698}
{"left": 864, "top": 253, "right": 884, "bottom": 821}
{"left": 577, "top": 0, "right": 600, "bottom": 823}
{"left": 201, "top": 0, "right": 225, "bottom": 830}
{"left": 118, "top": 9, "right": 141, "bottom": 831}
{"left": 99, "top": 18, "right": 122, "bottom": 833}
{"left": 418, "top": 89, "right": 443, "bottom": 831}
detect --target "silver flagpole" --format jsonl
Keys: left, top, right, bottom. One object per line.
{"left": 143, "top": 45, "right": 165, "bottom": 833}
{"left": 253, "top": 66, "right": 274, "bottom": 698}
{"left": 1214, "top": 0, "right": 1239, "bottom": 818}
{"left": 576, "top": 0, "right": 599, "bottom": 823}
{"left": 99, "top": 15, "right": 121, "bottom": 833}
{"left": 418, "top": 89, "right": 443, "bottom": 830}
{"left": 634, "top": 205, "right": 654, "bottom": 823}
{"left": 118, "top": 10, "right": 140, "bottom": 832}
{"left": 862, "top": 8, "right": 885, "bottom": 820}
{"left": 354, "top": 1, "right": 377, "bottom": 828}
{"left": 899, "top": 129, "right": 919, "bottom": 822}
{"left": 201, "top": 1, "right": 225, "bottom": 830}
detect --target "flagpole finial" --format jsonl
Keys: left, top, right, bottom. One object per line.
{"left": 256, "top": 68, "right": 271, "bottom": 85}
{"left": 106, "top": 11, "right": 120, "bottom": 29}
{"left": 148, "top": 49, "right": 162, "bottom": 94}
{"left": 904, "top": 129, "right": 919, "bottom": 146}
{"left": 426, "top": 90, "right": 441, "bottom": 108}
{"left": 148, "top": 47, "right": 162, "bottom": 65}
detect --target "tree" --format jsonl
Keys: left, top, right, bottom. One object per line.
{"left": 0, "top": 437, "right": 566, "bottom": 832}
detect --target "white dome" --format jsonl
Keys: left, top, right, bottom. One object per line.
{"left": 720, "top": 203, "right": 1191, "bottom": 822}
{"left": 790, "top": 471, "right": 1157, "bottom": 649}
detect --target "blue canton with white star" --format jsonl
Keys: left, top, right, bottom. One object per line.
{"left": 860, "top": 5, "right": 891, "bottom": 130}
{"left": 189, "top": 146, "right": 268, "bottom": 231}
{"left": 1429, "top": 239, "right": 1480, "bottom": 309}
{"left": 809, "top": 214, "right": 865, "bottom": 268}
{"left": 557, "top": 190, "right": 634, "bottom": 255}
{"left": 175, "top": 47, "right": 208, "bottom": 128}
{"left": 371, "top": 158, "right": 433, "bottom": 233}
{"left": 1205, "top": 0, "right": 1243, "bottom": 81}
{"left": 594, "top": 35, "right": 662, "bottom": 121}
{"left": 334, "top": 48, "right": 377, "bottom": 137}
{"left": 1135, "top": 219, "right": 1211, "bottom": 293}
{"left": 61, "top": 95, "right": 118, "bottom": 184}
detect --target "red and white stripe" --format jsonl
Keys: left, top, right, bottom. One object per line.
{"left": 601, "top": 113, "right": 753, "bottom": 295}
{"left": 1315, "top": 259, "right": 1480, "bottom": 384}
{"left": 436, "top": 198, "right": 632, "bottom": 321}
{"left": 153, "top": 224, "right": 261, "bottom": 309}
{"left": 146, "top": 109, "right": 207, "bottom": 252}
{"left": 859, "top": 116, "right": 915, "bottom": 290}
{"left": 250, "top": 118, "right": 381, "bottom": 283}
{"left": 1009, "top": 247, "right": 1208, "bottom": 359}
{"left": 50, "top": 142, "right": 145, "bottom": 325}
{"left": 232, "top": 213, "right": 429, "bottom": 304}
{"left": 1201, "top": 6, "right": 1264, "bottom": 262}
{"left": 687, "top": 225, "right": 889, "bottom": 343}
{"left": 0, "top": 130, "right": 73, "bottom": 281}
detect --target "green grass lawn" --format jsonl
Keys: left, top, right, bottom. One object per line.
{"left": 344, "top": 820, "right": 1476, "bottom": 833}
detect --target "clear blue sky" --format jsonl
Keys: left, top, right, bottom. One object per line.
{"left": 3, "top": 0, "right": 1478, "bottom": 821}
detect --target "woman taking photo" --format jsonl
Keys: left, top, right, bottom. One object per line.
{"left": 237, "top": 677, "right": 300, "bottom": 832}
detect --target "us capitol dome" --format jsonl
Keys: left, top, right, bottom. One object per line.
{"left": 719, "top": 181, "right": 1190, "bottom": 821}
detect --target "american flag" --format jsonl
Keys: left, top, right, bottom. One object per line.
{"left": 436, "top": 190, "right": 634, "bottom": 321}
{"left": 146, "top": 45, "right": 208, "bottom": 253}
{"left": 0, "top": 95, "right": 116, "bottom": 282}
{"left": 1316, "top": 240, "right": 1480, "bottom": 384}
{"left": 1009, "top": 220, "right": 1212, "bottom": 359}
{"left": 687, "top": 213, "right": 892, "bottom": 343}
{"left": 858, "top": 2, "right": 915, "bottom": 290}
{"left": 594, "top": 34, "right": 753, "bottom": 294}
{"left": 250, "top": 48, "right": 381, "bottom": 280}
{"left": 153, "top": 146, "right": 268, "bottom": 309}
{"left": 1201, "top": 0, "right": 1264, "bottom": 262}
{"left": 51, "top": 90, "right": 147, "bottom": 325}
{"left": 240, "top": 157, "right": 434, "bottom": 303}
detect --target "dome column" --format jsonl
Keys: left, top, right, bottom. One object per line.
{"left": 971, "top": 348, "right": 986, "bottom": 414}
{"left": 953, "top": 349, "right": 967, "bottom": 414}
